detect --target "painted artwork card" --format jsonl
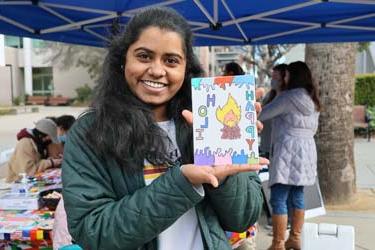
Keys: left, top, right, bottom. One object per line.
{"left": 191, "top": 74, "right": 259, "bottom": 166}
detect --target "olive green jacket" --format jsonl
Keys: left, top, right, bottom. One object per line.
{"left": 62, "top": 113, "right": 263, "bottom": 250}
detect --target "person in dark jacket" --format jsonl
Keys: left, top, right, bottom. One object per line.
{"left": 62, "top": 7, "right": 267, "bottom": 250}
{"left": 223, "top": 62, "right": 245, "bottom": 76}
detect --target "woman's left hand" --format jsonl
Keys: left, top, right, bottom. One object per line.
{"left": 208, "top": 157, "right": 269, "bottom": 184}
{"left": 182, "top": 88, "right": 264, "bottom": 132}
{"left": 181, "top": 157, "right": 269, "bottom": 188}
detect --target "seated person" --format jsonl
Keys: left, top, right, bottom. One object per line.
{"left": 47, "top": 115, "right": 76, "bottom": 158}
{"left": 56, "top": 115, "right": 76, "bottom": 144}
{"left": 6, "top": 118, "right": 62, "bottom": 183}
{"left": 52, "top": 115, "right": 76, "bottom": 249}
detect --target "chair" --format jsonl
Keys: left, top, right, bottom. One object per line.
{"left": 353, "top": 105, "right": 372, "bottom": 142}
{"left": 26, "top": 95, "right": 48, "bottom": 105}
{"left": 46, "top": 96, "right": 71, "bottom": 106}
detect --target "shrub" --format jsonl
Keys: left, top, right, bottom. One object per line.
{"left": 368, "top": 106, "right": 375, "bottom": 128}
{"left": 355, "top": 74, "right": 375, "bottom": 106}
{"left": 75, "top": 84, "right": 93, "bottom": 103}
{"left": 13, "top": 96, "right": 21, "bottom": 106}
{"left": 0, "top": 108, "right": 17, "bottom": 116}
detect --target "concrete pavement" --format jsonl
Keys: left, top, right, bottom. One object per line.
{"left": 0, "top": 106, "right": 86, "bottom": 152}
{"left": 355, "top": 138, "right": 375, "bottom": 189}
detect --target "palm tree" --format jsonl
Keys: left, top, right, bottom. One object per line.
{"left": 305, "top": 43, "right": 357, "bottom": 204}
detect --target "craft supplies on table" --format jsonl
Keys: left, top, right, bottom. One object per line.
{"left": 0, "top": 168, "right": 62, "bottom": 249}
{"left": 0, "top": 209, "right": 54, "bottom": 249}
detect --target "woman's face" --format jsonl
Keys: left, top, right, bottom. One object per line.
{"left": 124, "top": 26, "right": 186, "bottom": 121}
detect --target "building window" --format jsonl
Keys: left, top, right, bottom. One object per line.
{"left": 32, "top": 39, "right": 47, "bottom": 49}
{"left": 5, "top": 36, "right": 23, "bottom": 48}
{"left": 32, "top": 67, "right": 54, "bottom": 96}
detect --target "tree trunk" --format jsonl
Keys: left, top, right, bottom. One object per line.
{"left": 305, "top": 43, "right": 357, "bottom": 204}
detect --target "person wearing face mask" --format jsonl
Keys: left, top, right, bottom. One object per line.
{"left": 49, "top": 115, "right": 76, "bottom": 249}
{"left": 259, "top": 64, "right": 287, "bottom": 159}
{"left": 46, "top": 115, "right": 76, "bottom": 159}
{"left": 258, "top": 64, "right": 287, "bottom": 229}
{"left": 6, "top": 118, "right": 63, "bottom": 183}
{"left": 56, "top": 115, "right": 76, "bottom": 144}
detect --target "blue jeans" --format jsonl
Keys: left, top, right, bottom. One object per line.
{"left": 270, "top": 184, "right": 304, "bottom": 215}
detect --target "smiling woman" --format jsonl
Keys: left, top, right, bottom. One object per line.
{"left": 61, "top": 7, "right": 266, "bottom": 250}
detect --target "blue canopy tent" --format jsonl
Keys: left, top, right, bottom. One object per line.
{"left": 1, "top": 0, "right": 375, "bottom": 47}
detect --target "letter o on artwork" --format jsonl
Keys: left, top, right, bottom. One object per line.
{"left": 198, "top": 105, "right": 207, "bottom": 117}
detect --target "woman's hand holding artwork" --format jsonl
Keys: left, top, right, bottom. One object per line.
{"left": 181, "top": 158, "right": 269, "bottom": 188}
{"left": 181, "top": 88, "right": 269, "bottom": 188}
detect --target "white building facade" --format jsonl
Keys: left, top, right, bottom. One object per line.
{"left": 0, "top": 35, "right": 95, "bottom": 106}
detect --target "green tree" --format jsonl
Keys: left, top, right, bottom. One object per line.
{"left": 75, "top": 84, "right": 93, "bottom": 103}
{"left": 241, "top": 44, "right": 295, "bottom": 86}
{"left": 37, "top": 41, "right": 106, "bottom": 81}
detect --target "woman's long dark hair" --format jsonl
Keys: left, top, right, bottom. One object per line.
{"left": 286, "top": 61, "right": 321, "bottom": 111}
{"left": 32, "top": 128, "right": 49, "bottom": 159}
{"left": 88, "top": 7, "right": 203, "bottom": 170}
{"left": 223, "top": 62, "right": 244, "bottom": 76}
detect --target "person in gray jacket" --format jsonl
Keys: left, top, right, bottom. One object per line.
{"left": 259, "top": 64, "right": 287, "bottom": 227}
{"left": 258, "top": 61, "right": 321, "bottom": 250}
